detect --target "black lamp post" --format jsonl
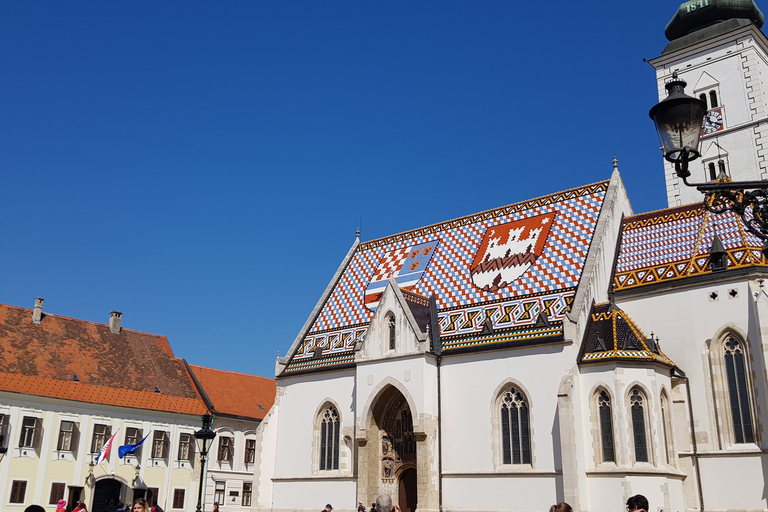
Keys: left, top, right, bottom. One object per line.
{"left": 194, "top": 414, "right": 217, "bottom": 512}
{"left": 650, "top": 73, "right": 768, "bottom": 251}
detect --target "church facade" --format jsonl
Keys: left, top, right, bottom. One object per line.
{"left": 254, "top": 2, "right": 768, "bottom": 512}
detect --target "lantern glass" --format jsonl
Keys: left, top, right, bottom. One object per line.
{"left": 649, "top": 79, "right": 706, "bottom": 163}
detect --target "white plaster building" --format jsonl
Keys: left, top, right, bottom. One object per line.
{"left": 254, "top": 2, "right": 768, "bottom": 512}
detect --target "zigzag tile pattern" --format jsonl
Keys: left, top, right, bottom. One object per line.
{"left": 615, "top": 204, "right": 767, "bottom": 290}
{"left": 286, "top": 182, "right": 608, "bottom": 373}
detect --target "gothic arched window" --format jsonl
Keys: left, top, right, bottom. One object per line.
{"left": 629, "top": 388, "right": 649, "bottom": 462}
{"left": 387, "top": 314, "right": 396, "bottom": 350}
{"left": 319, "top": 406, "right": 339, "bottom": 470}
{"left": 597, "top": 390, "right": 615, "bottom": 462}
{"left": 660, "top": 391, "right": 674, "bottom": 465}
{"left": 724, "top": 337, "right": 755, "bottom": 443}
{"left": 500, "top": 387, "right": 531, "bottom": 464}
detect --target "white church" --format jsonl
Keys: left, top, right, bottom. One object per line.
{"left": 252, "top": 2, "right": 768, "bottom": 512}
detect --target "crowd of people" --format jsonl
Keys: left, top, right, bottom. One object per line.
{"left": 333, "top": 493, "right": 651, "bottom": 512}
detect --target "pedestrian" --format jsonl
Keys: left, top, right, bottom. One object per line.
{"left": 213, "top": 504, "right": 220, "bottom": 512}
{"left": 627, "top": 495, "right": 649, "bottom": 512}
{"left": 323, "top": 504, "right": 333, "bottom": 512}
{"left": 375, "top": 495, "right": 394, "bottom": 512}
{"left": 74, "top": 499, "right": 88, "bottom": 512}
{"left": 24, "top": 506, "right": 46, "bottom": 512}
{"left": 358, "top": 503, "right": 366, "bottom": 512}
{"left": 371, "top": 503, "right": 377, "bottom": 512}
{"left": 131, "top": 498, "right": 150, "bottom": 512}
{"left": 549, "top": 503, "right": 572, "bottom": 512}
{"left": 56, "top": 499, "right": 67, "bottom": 512}
{"left": 116, "top": 501, "right": 126, "bottom": 512}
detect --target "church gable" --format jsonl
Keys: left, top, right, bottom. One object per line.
{"left": 282, "top": 181, "right": 609, "bottom": 375}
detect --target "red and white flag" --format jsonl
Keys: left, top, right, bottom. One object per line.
{"left": 96, "top": 429, "right": 119, "bottom": 465}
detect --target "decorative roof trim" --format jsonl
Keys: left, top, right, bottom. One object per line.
{"left": 358, "top": 181, "right": 610, "bottom": 251}
{"left": 278, "top": 236, "right": 361, "bottom": 377}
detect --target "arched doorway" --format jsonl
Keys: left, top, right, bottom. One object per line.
{"left": 398, "top": 468, "right": 417, "bottom": 512}
{"left": 92, "top": 478, "right": 122, "bottom": 512}
{"left": 360, "top": 385, "right": 417, "bottom": 509}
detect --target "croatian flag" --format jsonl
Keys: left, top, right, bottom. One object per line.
{"left": 96, "top": 429, "right": 119, "bottom": 465}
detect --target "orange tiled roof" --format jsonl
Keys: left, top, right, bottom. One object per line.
{"left": 0, "top": 303, "right": 208, "bottom": 415}
{"left": 189, "top": 364, "right": 275, "bottom": 421}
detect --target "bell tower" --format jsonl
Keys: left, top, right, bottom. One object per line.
{"left": 649, "top": 0, "right": 768, "bottom": 206}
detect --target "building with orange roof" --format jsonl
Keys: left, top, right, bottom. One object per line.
{"left": 0, "top": 299, "right": 212, "bottom": 512}
{"left": 186, "top": 364, "right": 276, "bottom": 512}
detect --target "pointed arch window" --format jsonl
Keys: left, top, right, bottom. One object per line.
{"left": 724, "top": 337, "right": 754, "bottom": 443}
{"left": 660, "top": 391, "right": 674, "bottom": 465}
{"left": 630, "top": 388, "right": 649, "bottom": 462}
{"left": 387, "top": 314, "right": 396, "bottom": 350}
{"left": 597, "top": 390, "right": 615, "bottom": 462}
{"left": 500, "top": 387, "right": 531, "bottom": 464}
{"left": 319, "top": 406, "right": 340, "bottom": 470}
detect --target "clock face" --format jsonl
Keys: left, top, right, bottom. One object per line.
{"left": 702, "top": 109, "right": 724, "bottom": 135}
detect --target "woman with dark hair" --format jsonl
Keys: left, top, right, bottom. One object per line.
{"left": 549, "top": 503, "right": 573, "bottom": 512}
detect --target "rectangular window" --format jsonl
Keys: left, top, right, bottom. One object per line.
{"left": 214, "top": 482, "right": 225, "bottom": 506}
{"left": 124, "top": 427, "right": 143, "bottom": 458}
{"left": 58, "top": 421, "right": 79, "bottom": 451}
{"left": 0, "top": 414, "right": 9, "bottom": 449}
{"left": 172, "top": 489, "right": 185, "bottom": 509}
{"left": 242, "top": 483, "right": 252, "bottom": 507}
{"left": 146, "top": 487, "right": 159, "bottom": 508}
{"left": 245, "top": 439, "right": 256, "bottom": 463}
{"left": 178, "top": 433, "right": 192, "bottom": 461}
{"left": 152, "top": 431, "right": 169, "bottom": 459}
{"left": 49, "top": 482, "right": 66, "bottom": 505}
{"left": 217, "top": 436, "right": 234, "bottom": 462}
{"left": 10, "top": 480, "right": 27, "bottom": 504}
{"left": 19, "top": 416, "right": 41, "bottom": 448}
{"left": 91, "top": 424, "right": 110, "bottom": 454}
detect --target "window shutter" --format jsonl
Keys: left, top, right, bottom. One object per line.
{"left": 33, "top": 418, "right": 43, "bottom": 449}
{"left": 72, "top": 423, "right": 81, "bottom": 452}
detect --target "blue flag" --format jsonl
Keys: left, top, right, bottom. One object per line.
{"left": 118, "top": 432, "right": 150, "bottom": 459}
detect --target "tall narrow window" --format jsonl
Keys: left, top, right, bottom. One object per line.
{"left": 10, "top": 481, "right": 27, "bottom": 504}
{"left": 172, "top": 489, "right": 185, "bottom": 509}
{"left": 319, "top": 405, "right": 340, "bottom": 470}
{"left": 709, "top": 162, "right": 717, "bottom": 180}
{"left": 152, "top": 431, "right": 169, "bottom": 459}
{"left": 217, "top": 436, "right": 234, "bottom": 462}
{"left": 124, "top": 427, "right": 143, "bottom": 459}
{"left": 699, "top": 93, "right": 707, "bottom": 105}
{"left": 710, "top": 90, "right": 718, "bottom": 108}
{"left": 724, "top": 337, "right": 755, "bottom": 443}
{"left": 91, "top": 424, "right": 110, "bottom": 454}
{"left": 500, "top": 387, "right": 531, "bottom": 464}
{"left": 49, "top": 483, "right": 66, "bottom": 505}
{"left": 178, "top": 433, "right": 192, "bottom": 461}
{"left": 597, "top": 391, "right": 615, "bottom": 462}
{"left": 214, "top": 482, "right": 225, "bottom": 505}
{"left": 19, "top": 417, "right": 41, "bottom": 448}
{"left": 630, "top": 388, "right": 649, "bottom": 462}
{"left": 387, "top": 314, "right": 396, "bottom": 350}
{"left": 661, "top": 392, "right": 674, "bottom": 465}
{"left": 58, "top": 421, "right": 78, "bottom": 451}
{"left": 242, "top": 483, "right": 253, "bottom": 507}
{"left": 0, "top": 414, "right": 8, "bottom": 449}
{"left": 245, "top": 438, "right": 256, "bottom": 463}
{"left": 718, "top": 159, "right": 727, "bottom": 178}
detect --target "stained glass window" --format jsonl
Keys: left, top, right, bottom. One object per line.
{"left": 501, "top": 387, "right": 531, "bottom": 464}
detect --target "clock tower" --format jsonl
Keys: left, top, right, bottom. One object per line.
{"left": 649, "top": 0, "right": 768, "bottom": 206}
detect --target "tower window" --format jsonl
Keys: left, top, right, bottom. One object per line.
{"left": 709, "top": 162, "right": 717, "bottom": 180}
{"left": 724, "top": 337, "right": 754, "bottom": 443}
{"left": 710, "top": 90, "right": 718, "bottom": 108}
{"left": 699, "top": 93, "right": 707, "bottom": 105}
{"left": 387, "top": 314, "right": 396, "bottom": 350}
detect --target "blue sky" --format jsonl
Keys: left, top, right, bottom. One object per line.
{"left": 2, "top": 1, "right": 684, "bottom": 379}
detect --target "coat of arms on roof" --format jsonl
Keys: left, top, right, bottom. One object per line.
{"left": 470, "top": 212, "right": 556, "bottom": 292}
{"left": 364, "top": 240, "right": 439, "bottom": 311}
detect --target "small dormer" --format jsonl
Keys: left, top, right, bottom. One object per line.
{"left": 355, "top": 278, "right": 434, "bottom": 362}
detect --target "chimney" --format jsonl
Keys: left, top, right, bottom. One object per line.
{"left": 109, "top": 311, "right": 122, "bottom": 334}
{"left": 32, "top": 297, "right": 44, "bottom": 324}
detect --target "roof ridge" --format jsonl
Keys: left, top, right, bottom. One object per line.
{"left": 188, "top": 364, "right": 273, "bottom": 381}
{"left": 359, "top": 180, "right": 611, "bottom": 249}
{"left": 0, "top": 303, "right": 164, "bottom": 338}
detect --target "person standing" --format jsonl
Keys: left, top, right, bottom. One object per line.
{"left": 627, "top": 495, "right": 649, "bottom": 512}
{"left": 56, "top": 500, "right": 67, "bottom": 512}
{"left": 375, "top": 495, "right": 393, "bottom": 512}
{"left": 358, "top": 503, "right": 366, "bottom": 512}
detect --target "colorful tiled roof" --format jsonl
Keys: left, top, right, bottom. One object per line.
{"left": 614, "top": 204, "right": 767, "bottom": 291}
{"left": 0, "top": 303, "right": 208, "bottom": 415}
{"left": 284, "top": 181, "right": 609, "bottom": 374}
{"left": 188, "top": 364, "right": 276, "bottom": 421}
{"left": 578, "top": 302, "right": 674, "bottom": 366}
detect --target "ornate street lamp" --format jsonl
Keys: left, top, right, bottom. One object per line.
{"left": 650, "top": 73, "right": 768, "bottom": 250}
{"left": 194, "top": 414, "right": 217, "bottom": 512}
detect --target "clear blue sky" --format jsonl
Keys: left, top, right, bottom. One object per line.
{"left": 1, "top": 1, "right": 685, "bottom": 379}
